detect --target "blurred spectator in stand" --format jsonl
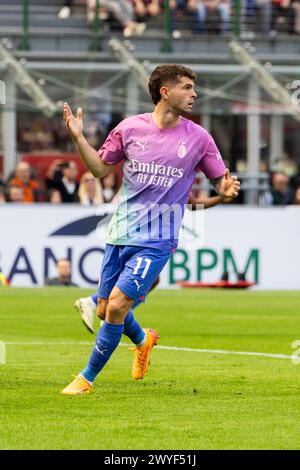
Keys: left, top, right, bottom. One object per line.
{"left": 0, "top": 184, "right": 6, "bottom": 203}
{"left": 6, "top": 186, "right": 24, "bottom": 203}
{"left": 101, "top": 172, "right": 117, "bottom": 202}
{"left": 187, "top": 0, "right": 231, "bottom": 34}
{"left": 20, "top": 119, "right": 53, "bottom": 152}
{"left": 45, "top": 259, "right": 78, "bottom": 287}
{"left": 46, "top": 160, "right": 79, "bottom": 203}
{"left": 58, "top": 0, "right": 73, "bottom": 19}
{"left": 271, "top": 151, "right": 298, "bottom": 177}
{"left": 293, "top": 0, "right": 300, "bottom": 33}
{"left": 272, "top": 0, "right": 295, "bottom": 33}
{"left": 46, "top": 159, "right": 64, "bottom": 183}
{"left": 53, "top": 120, "right": 71, "bottom": 152}
{"left": 78, "top": 171, "right": 104, "bottom": 206}
{"left": 269, "top": 172, "right": 294, "bottom": 205}
{"left": 255, "top": 0, "right": 272, "bottom": 34}
{"left": 294, "top": 186, "right": 300, "bottom": 204}
{"left": 132, "top": 0, "right": 161, "bottom": 21}
{"left": 241, "top": 0, "right": 272, "bottom": 35}
{"left": 294, "top": 186, "right": 300, "bottom": 206}
{"left": 87, "top": 0, "right": 146, "bottom": 36}
{"left": 290, "top": 164, "right": 300, "bottom": 190}
{"left": 8, "top": 162, "right": 41, "bottom": 203}
{"left": 47, "top": 188, "right": 63, "bottom": 204}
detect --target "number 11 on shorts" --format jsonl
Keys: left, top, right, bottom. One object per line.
{"left": 133, "top": 257, "right": 152, "bottom": 279}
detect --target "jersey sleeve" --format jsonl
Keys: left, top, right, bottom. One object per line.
{"left": 98, "top": 124, "right": 125, "bottom": 165}
{"left": 197, "top": 134, "right": 225, "bottom": 180}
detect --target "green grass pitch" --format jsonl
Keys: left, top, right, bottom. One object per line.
{"left": 0, "top": 287, "right": 300, "bottom": 450}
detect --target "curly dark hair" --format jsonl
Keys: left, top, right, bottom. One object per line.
{"left": 148, "top": 64, "right": 197, "bottom": 105}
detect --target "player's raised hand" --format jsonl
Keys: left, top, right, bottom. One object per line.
{"left": 220, "top": 169, "right": 240, "bottom": 199}
{"left": 63, "top": 102, "right": 83, "bottom": 141}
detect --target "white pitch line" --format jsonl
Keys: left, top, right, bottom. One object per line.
{"left": 154, "top": 345, "right": 292, "bottom": 360}
{"left": 4, "top": 341, "right": 293, "bottom": 361}
{"left": 6, "top": 341, "right": 93, "bottom": 346}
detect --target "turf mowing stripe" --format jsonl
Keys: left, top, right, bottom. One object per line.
{"left": 4, "top": 341, "right": 293, "bottom": 361}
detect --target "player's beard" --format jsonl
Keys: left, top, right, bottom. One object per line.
{"left": 177, "top": 104, "right": 193, "bottom": 116}
{"left": 176, "top": 98, "right": 194, "bottom": 115}
{"left": 170, "top": 103, "right": 190, "bottom": 117}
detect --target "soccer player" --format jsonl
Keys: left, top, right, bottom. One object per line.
{"left": 61, "top": 64, "right": 240, "bottom": 395}
{"left": 75, "top": 191, "right": 234, "bottom": 334}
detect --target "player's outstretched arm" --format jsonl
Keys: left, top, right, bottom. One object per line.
{"left": 64, "top": 102, "right": 112, "bottom": 178}
{"left": 210, "top": 169, "right": 240, "bottom": 199}
{"left": 188, "top": 192, "right": 234, "bottom": 210}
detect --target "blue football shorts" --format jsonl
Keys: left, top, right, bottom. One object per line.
{"left": 97, "top": 244, "right": 172, "bottom": 303}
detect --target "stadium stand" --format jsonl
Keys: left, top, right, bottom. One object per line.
{"left": 0, "top": 0, "right": 300, "bottom": 205}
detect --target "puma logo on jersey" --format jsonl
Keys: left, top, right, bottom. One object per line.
{"left": 135, "top": 140, "right": 146, "bottom": 151}
{"left": 134, "top": 279, "right": 143, "bottom": 291}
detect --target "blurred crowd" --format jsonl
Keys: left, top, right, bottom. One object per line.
{"left": 57, "top": 0, "right": 300, "bottom": 36}
{"left": 258, "top": 153, "right": 300, "bottom": 205}
{"left": 1, "top": 154, "right": 300, "bottom": 206}
{"left": 0, "top": 160, "right": 118, "bottom": 205}
{"left": 1, "top": 1, "right": 299, "bottom": 206}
